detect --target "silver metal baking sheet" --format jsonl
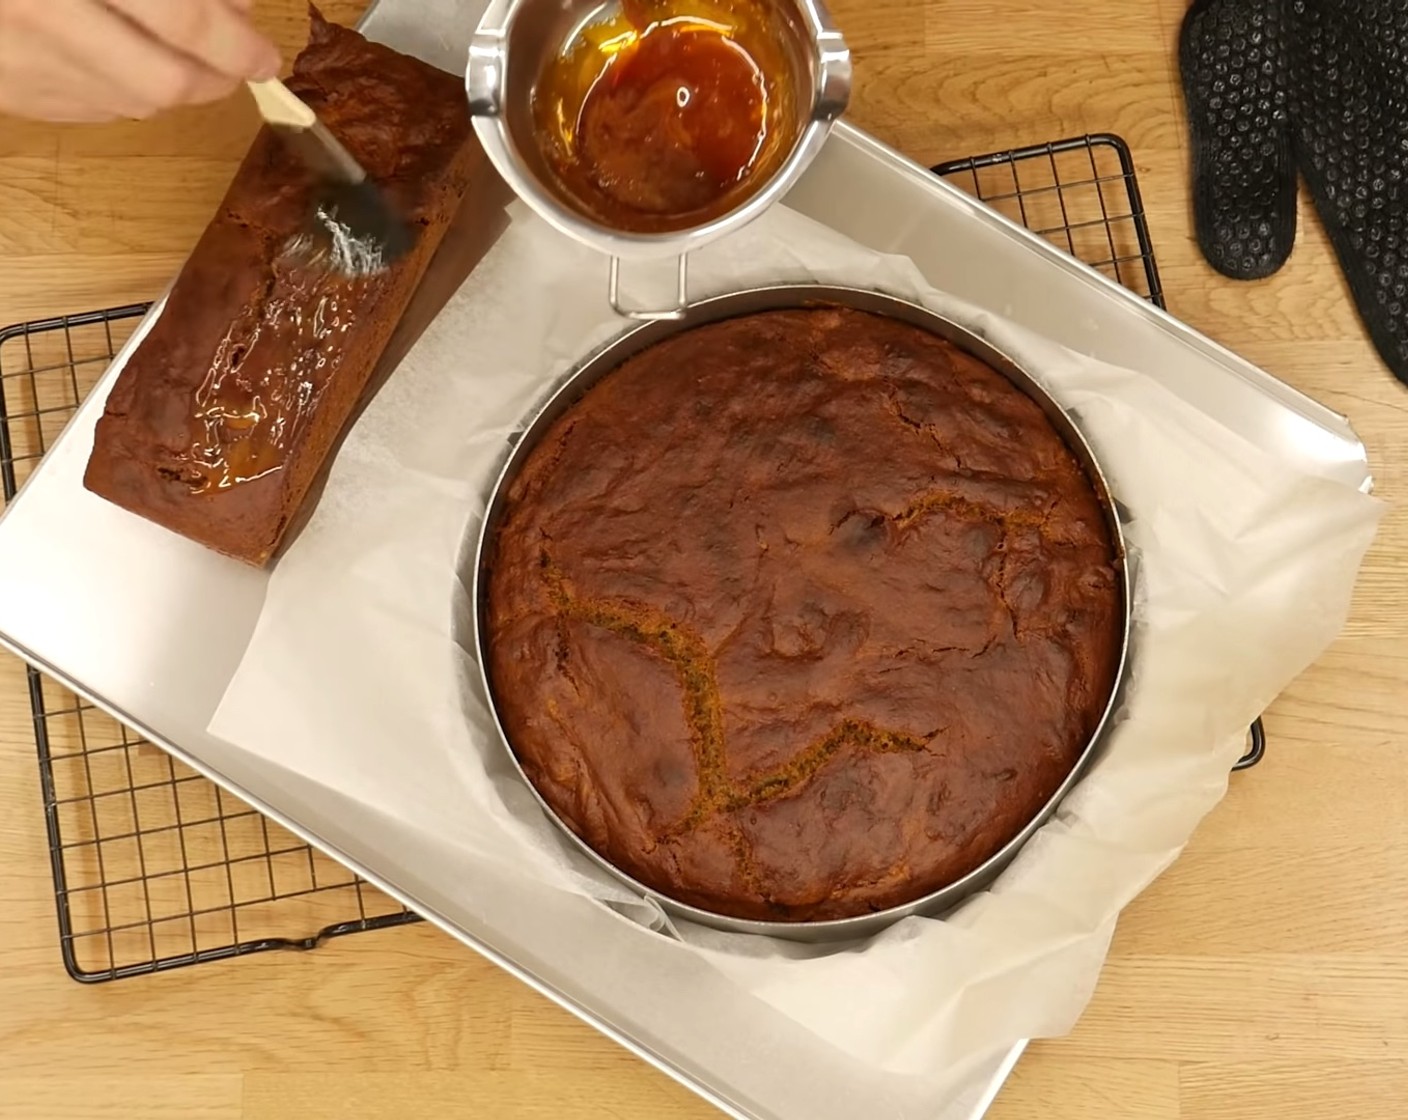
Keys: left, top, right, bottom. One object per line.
{"left": 0, "top": 3, "right": 1372, "bottom": 1119}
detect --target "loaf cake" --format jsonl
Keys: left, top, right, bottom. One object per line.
{"left": 83, "top": 6, "right": 486, "bottom": 566}
{"left": 484, "top": 307, "right": 1124, "bottom": 923}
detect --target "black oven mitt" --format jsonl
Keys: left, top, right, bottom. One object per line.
{"left": 1180, "top": 0, "right": 1408, "bottom": 388}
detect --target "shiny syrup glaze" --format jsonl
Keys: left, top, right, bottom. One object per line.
{"left": 532, "top": 0, "right": 800, "bottom": 232}
{"left": 575, "top": 18, "right": 768, "bottom": 214}
{"left": 185, "top": 272, "right": 356, "bottom": 493}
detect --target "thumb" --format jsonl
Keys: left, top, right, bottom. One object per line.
{"left": 1178, "top": 0, "right": 1297, "bottom": 280}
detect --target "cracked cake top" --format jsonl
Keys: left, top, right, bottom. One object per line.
{"left": 483, "top": 307, "right": 1123, "bottom": 923}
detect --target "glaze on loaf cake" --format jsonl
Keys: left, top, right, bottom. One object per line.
{"left": 84, "top": 7, "right": 485, "bottom": 566}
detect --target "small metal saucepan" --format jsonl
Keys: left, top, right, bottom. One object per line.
{"left": 468, "top": 285, "right": 1134, "bottom": 944}
{"left": 465, "top": 0, "right": 852, "bottom": 320}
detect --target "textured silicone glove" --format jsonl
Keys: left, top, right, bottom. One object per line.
{"left": 1180, "top": 0, "right": 1408, "bottom": 387}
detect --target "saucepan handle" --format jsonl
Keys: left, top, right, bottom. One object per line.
{"left": 609, "top": 255, "right": 690, "bottom": 322}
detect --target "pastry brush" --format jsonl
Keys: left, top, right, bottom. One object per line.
{"left": 247, "top": 78, "right": 414, "bottom": 278}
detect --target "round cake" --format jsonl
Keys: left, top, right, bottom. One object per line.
{"left": 483, "top": 307, "right": 1123, "bottom": 923}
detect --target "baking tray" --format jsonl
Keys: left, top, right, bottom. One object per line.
{"left": 0, "top": 2, "right": 1371, "bottom": 1117}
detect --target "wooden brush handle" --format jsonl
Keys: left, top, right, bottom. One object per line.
{"left": 247, "top": 78, "right": 315, "bottom": 129}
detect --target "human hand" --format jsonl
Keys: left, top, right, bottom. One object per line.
{"left": 0, "top": 0, "right": 281, "bottom": 123}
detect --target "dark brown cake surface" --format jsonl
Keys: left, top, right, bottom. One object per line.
{"left": 83, "top": 6, "right": 484, "bottom": 566}
{"left": 485, "top": 307, "right": 1123, "bottom": 923}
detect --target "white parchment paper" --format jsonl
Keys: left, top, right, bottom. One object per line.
{"left": 207, "top": 200, "right": 1382, "bottom": 1109}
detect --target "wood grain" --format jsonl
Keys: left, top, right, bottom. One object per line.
{"left": 1, "top": 1, "right": 1406, "bottom": 1119}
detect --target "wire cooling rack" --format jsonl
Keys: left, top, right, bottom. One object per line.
{"left": 931, "top": 133, "right": 1264, "bottom": 771}
{"left": 0, "top": 306, "right": 421, "bottom": 983}
{"left": 0, "top": 131, "right": 1262, "bottom": 987}
{"left": 933, "top": 132, "right": 1165, "bottom": 302}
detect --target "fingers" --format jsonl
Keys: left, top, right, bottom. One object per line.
{"left": 0, "top": 0, "right": 274, "bottom": 123}
{"left": 104, "top": 0, "right": 281, "bottom": 81}
{"left": 35, "top": 1, "right": 245, "bottom": 119}
{"left": 0, "top": 31, "right": 138, "bottom": 121}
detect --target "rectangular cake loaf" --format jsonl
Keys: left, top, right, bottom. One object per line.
{"left": 84, "top": 5, "right": 488, "bottom": 566}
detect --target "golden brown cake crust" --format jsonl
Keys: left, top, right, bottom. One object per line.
{"left": 485, "top": 307, "right": 1124, "bottom": 923}
{"left": 82, "top": 6, "right": 484, "bottom": 566}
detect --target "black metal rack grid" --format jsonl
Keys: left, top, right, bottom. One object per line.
{"left": 933, "top": 132, "right": 1165, "bottom": 300}
{"left": 931, "top": 133, "right": 1264, "bottom": 771}
{"left": 0, "top": 131, "right": 1262, "bottom": 988}
{"left": 0, "top": 306, "right": 421, "bottom": 984}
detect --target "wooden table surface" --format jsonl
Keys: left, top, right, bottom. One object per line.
{"left": 2, "top": 2, "right": 1406, "bottom": 1118}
